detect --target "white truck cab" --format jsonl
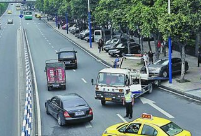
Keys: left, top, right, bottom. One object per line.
{"left": 91, "top": 68, "right": 153, "bottom": 105}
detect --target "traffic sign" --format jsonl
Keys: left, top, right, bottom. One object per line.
{"left": 19, "top": 14, "right": 23, "bottom": 18}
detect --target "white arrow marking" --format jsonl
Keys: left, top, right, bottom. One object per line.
{"left": 82, "top": 78, "right": 87, "bottom": 83}
{"left": 140, "top": 97, "right": 174, "bottom": 118}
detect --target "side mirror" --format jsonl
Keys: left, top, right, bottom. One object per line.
{"left": 91, "top": 79, "right": 94, "bottom": 85}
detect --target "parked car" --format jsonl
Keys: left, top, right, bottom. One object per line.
{"left": 103, "top": 38, "right": 121, "bottom": 52}
{"left": 141, "top": 57, "right": 189, "bottom": 78}
{"left": 45, "top": 94, "right": 93, "bottom": 126}
{"left": 84, "top": 34, "right": 94, "bottom": 42}
{"left": 108, "top": 42, "right": 141, "bottom": 57}
{"left": 47, "top": 15, "right": 53, "bottom": 21}
{"left": 57, "top": 49, "right": 78, "bottom": 69}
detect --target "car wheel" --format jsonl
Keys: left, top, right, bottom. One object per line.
{"left": 162, "top": 71, "right": 168, "bottom": 78}
{"left": 137, "top": 49, "right": 141, "bottom": 54}
{"left": 45, "top": 105, "right": 50, "bottom": 115}
{"left": 101, "top": 100, "right": 106, "bottom": 106}
{"left": 48, "top": 86, "right": 52, "bottom": 91}
{"left": 121, "top": 52, "right": 125, "bottom": 57}
{"left": 57, "top": 115, "right": 64, "bottom": 126}
{"left": 148, "top": 84, "right": 153, "bottom": 94}
{"left": 154, "top": 80, "right": 161, "bottom": 87}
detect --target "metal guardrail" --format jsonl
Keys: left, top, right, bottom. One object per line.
{"left": 21, "top": 28, "right": 33, "bottom": 136}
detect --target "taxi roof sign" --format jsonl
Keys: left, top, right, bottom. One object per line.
{"left": 141, "top": 113, "right": 153, "bottom": 120}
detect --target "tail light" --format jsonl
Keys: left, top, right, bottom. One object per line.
{"left": 64, "top": 111, "right": 70, "bottom": 118}
{"left": 89, "top": 108, "right": 93, "bottom": 115}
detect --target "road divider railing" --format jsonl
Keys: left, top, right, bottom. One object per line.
{"left": 20, "top": 27, "right": 33, "bottom": 136}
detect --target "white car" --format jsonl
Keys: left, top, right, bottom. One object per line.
{"left": 7, "top": 19, "right": 13, "bottom": 24}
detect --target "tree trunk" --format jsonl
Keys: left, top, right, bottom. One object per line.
{"left": 153, "top": 34, "right": 159, "bottom": 60}
{"left": 148, "top": 38, "right": 152, "bottom": 51}
{"left": 127, "top": 28, "right": 131, "bottom": 54}
{"left": 140, "top": 35, "right": 144, "bottom": 54}
{"left": 180, "top": 44, "right": 186, "bottom": 82}
{"left": 195, "top": 32, "right": 201, "bottom": 56}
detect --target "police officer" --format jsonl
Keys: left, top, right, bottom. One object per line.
{"left": 123, "top": 89, "right": 134, "bottom": 119}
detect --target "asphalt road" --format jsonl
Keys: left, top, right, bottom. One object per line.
{"left": 22, "top": 13, "right": 201, "bottom": 136}
{"left": 0, "top": 4, "right": 22, "bottom": 136}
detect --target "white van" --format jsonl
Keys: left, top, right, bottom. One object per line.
{"left": 94, "top": 29, "right": 111, "bottom": 43}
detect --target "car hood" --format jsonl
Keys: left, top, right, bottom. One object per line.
{"left": 108, "top": 49, "right": 118, "bottom": 52}
{"left": 148, "top": 64, "right": 163, "bottom": 69}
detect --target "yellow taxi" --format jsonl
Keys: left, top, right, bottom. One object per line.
{"left": 7, "top": 10, "right": 12, "bottom": 14}
{"left": 16, "top": 7, "right": 21, "bottom": 10}
{"left": 102, "top": 113, "right": 191, "bottom": 136}
{"left": 36, "top": 13, "right": 41, "bottom": 18}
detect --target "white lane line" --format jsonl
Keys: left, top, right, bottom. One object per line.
{"left": 73, "top": 69, "right": 76, "bottom": 72}
{"left": 47, "top": 39, "right": 49, "bottom": 42}
{"left": 49, "top": 43, "right": 51, "bottom": 45}
{"left": 55, "top": 50, "right": 58, "bottom": 52}
{"left": 44, "top": 37, "right": 47, "bottom": 40}
{"left": 82, "top": 78, "right": 87, "bottom": 83}
{"left": 85, "top": 122, "right": 92, "bottom": 128}
{"left": 51, "top": 46, "right": 54, "bottom": 48}
{"left": 117, "top": 114, "right": 127, "bottom": 123}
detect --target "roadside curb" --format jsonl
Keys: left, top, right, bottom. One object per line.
{"left": 160, "top": 85, "right": 201, "bottom": 102}
{"left": 42, "top": 19, "right": 112, "bottom": 68}
{"left": 42, "top": 19, "right": 201, "bottom": 103}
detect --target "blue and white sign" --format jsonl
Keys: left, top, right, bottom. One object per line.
{"left": 19, "top": 14, "right": 23, "bottom": 18}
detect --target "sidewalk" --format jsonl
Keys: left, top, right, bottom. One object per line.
{"left": 43, "top": 19, "right": 201, "bottom": 101}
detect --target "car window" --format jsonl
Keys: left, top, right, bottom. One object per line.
{"left": 172, "top": 58, "right": 181, "bottom": 64}
{"left": 62, "top": 97, "right": 88, "bottom": 109}
{"left": 59, "top": 52, "right": 75, "bottom": 59}
{"left": 116, "top": 43, "right": 124, "bottom": 48}
{"left": 126, "top": 123, "right": 141, "bottom": 134}
{"left": 160, "top": 122, "right": 183, "bottom": 136}
{"left": 141, "top": 124, "right": 158, "bottom": 136}
{"left": 51, "top": 97, "right": 60, "bottom": 106}
{"left": 118, "top": 124, "right": 129, "bottom": 133}
{"left": 154, "top": 59, "right": 168, "bottom": 65}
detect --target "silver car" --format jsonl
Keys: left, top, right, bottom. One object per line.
{"left": 7, "top": 19, "right": 13, "bottom": 24}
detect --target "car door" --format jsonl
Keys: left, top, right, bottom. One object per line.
{"left": 172, "top": 58, "right": 181, "bottom": 73}
{"left": 140, "top": 124, "right": 158, "bottom": 136}
{"left": 49, "top": 97, "right": 61, "bottom": 118}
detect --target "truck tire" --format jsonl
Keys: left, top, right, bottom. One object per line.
{"left": 101, "top": 100, "right": 106, "bottom": 105}
{"left": 148, "top": 84, "right": 153, "bottom": 94}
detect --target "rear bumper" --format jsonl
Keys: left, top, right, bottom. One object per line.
{"left": 95, "top": 91, "right": 124, "bottom": 103}
{"left": 65, "top": 63, "right": 77, "bottom": 68}
{"left": 65, "top": 115, "right": 93, "bottom": 123}
{"left": 48, "top": 83, "right": 66, "bottom": 88}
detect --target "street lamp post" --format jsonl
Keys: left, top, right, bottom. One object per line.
{"left": 65, "top": 13, "right": 68, "bottom": 34}
{"left": 88, "top": 0, "right": 92, "bottom": 48}
{"left": 168, "top": 0, "right": 172, "bottom": 83}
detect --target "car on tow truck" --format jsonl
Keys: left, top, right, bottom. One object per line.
{"left": 102, "top": 113, "right": 191, "bottom": 136}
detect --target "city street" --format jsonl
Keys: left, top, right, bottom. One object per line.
{"left": 0, "top": 3, "right": 201, "bottom": 136}
{"left": 23, "top": 16, "right": 201, "bottom": 135}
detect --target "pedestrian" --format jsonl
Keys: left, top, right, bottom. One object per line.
{"left": 198, "top": 47, "right": 201, "bottom": 67}
{"left": 57, "top": 20, "right": 60, "bottom": 29}
{"left": 157, "top": 40, "right": 162, "bottom": 54}
{"left": 148, "top": 51, "right": 154, "bottom": 64}
{"left": 143, "top": 52, "right": 149, "bottom": 66}
{"left": 113, "top": 56, "right": 120, "bottom": 68}
{"left": 123, "top": 89, "right": 134, "bottom": 119}
{"left": 98, "top": 39, "right": 104, "bottom": 53}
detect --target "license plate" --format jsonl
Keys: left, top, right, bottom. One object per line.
{"left": 53, "top": 84, "right": 59, "bottom": 87}
{"left": 65, "top": 61, "right": 70, "bottom": 64}
{"left": 75, "top": 111, "right": 85, "bottom": 116}
{"left": 105, "top": 97, "right": 112, "bottom": 101}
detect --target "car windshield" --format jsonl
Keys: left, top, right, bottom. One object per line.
{"left": 154, "top": 59, "right": 168, "bottom": 65}
{"left": 116, "top": 43, "right": 124, "bottom": 48}
{"left": 160, "top": 122, "right": 183, "bottom": 136}
{"left": 25, "top": 11, "right": 32, "bottom": 15}
{"left": 63, "top": 97, "right": 87, "bottom": 108}
{"left": 97, "top": 72, "right": 125, "bottom": 86}
{"left": 59, "top": 52, "right": 75, "bottom": 59}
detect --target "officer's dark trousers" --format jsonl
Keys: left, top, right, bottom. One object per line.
{"left": 125, "top": 102, "right": 133, "bottom": 117}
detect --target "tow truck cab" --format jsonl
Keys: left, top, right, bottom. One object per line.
{"left": 92, "top": 68, "right": 152, "bottom": 105}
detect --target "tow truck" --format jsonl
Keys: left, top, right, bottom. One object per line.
{"left": 91, "top": 54, "right": 164, "bottom": 105}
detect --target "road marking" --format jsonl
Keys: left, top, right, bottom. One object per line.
{"left": 82, "top": 78, "right": 87, "bottom": 83}
{"left": 140, "top": 97, "right": 174, "bottom": 118}
{"left": 45, "top": 37, "right": 47, "bottom": 40}
{"left": 55, "top": 50, "right": 58, "bottom": 52}
{"left": 47, "top": 39, "right": 49, "bottom": 42}
{"left": 159, "top": 87, "right": 201, "bottom": 103}
{"left": 49, "top": 43, "right": 51, "bottom": 45}
{"left": 117, "top": 114, "right": 127, "bottom": 123}
{"left": 73, "top": 69, "right": 76, "bottom": 72}
{"left": 27, "top": 23, "right": 29, "bottom": 25}
{"left": 51, "top": 46, "right": 54, "bottom": 48}
{"left": 85, "top": 122, "right": 92, "bottom": 128}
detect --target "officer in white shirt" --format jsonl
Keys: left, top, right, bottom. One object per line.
{"left": 123, "top": 89, "right": 134, "bottom": 119}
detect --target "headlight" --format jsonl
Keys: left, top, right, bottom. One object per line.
{"left": 155, "top": 67, "right": 161, "bottom": 72}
